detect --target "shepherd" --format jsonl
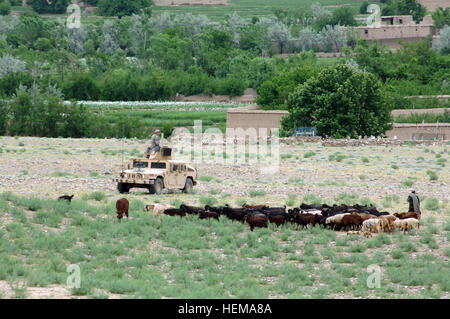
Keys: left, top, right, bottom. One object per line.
{"left": 407, "top": 190, "right": 421, "bottom": 215}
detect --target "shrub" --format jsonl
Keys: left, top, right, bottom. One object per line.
{"left": 286, "top": 194, "right": 296, "bottom": 207}
{"left": 0, "top": 1, "right": 11, "bottom": 15}
{"left": 304, "top": 151, "right": 315, "bottom": 158}
{"left": 161, "top": 122, "right": 174, "bottom": 138}
{"left": 424, "top": 198, "right": 439, "bottom": 211}
{"left": 426, "top": 170, "right": 438, "bottom": 181}
{"left": 249, "top": 190, "right": 266, "bottom": 197}
{"left": 402, "top": 180, "right": 414, "bottom": 187}
{"left": 199, "top": 196, "right": 218, "bottom": 206}
{"left": 90, "top": 191, "right": 106, "bottom": 201}
{"left": 31, "top": 0, "right": 71, "bottom": 14}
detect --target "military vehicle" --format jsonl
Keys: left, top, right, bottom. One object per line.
{"left": 114, "top": 147, "right": 197, "bottom": 194}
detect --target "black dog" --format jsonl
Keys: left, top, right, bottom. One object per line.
{"left": 58, "top": 195, "right": 74, "bottom": 202}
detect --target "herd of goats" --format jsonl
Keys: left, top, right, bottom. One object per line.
{"left": 57, "top": 195, "right": 421, "bottom": 237}
{"left": 138, "top": 201, "right": 421, "bottom": 236}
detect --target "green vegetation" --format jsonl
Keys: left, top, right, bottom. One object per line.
{"left": 30, "top": 0, "right": 71, "bottom": 14}
{"left": 381, "top": 0, "right": 426, "bottom": 23}
{"left": 249, "top": 189, "right": 266, "bottom": 197}
{"left": 97, "top": 0, "right": 153, "bottom": 18}
{"left": 0, "top": 169, "right": 449, "bottom": 299}
{"left": 426, "top": 170, "right": 438, "bottom": 181}
{"left": 281, "top": 64, "right": 392, "bottom": 138}
{"left": 395, "top": 110, "right": 450, "bottom": 124}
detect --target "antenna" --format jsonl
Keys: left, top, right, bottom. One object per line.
{"left": 121, "top": 125, "right": 124, "bottom": 173}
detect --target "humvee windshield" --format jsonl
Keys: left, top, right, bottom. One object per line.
{"left": 151, "top": 162, "right": 166, "bottom": 169}
{"left": 133, "top": 161, "right": 148, "bottom": 168}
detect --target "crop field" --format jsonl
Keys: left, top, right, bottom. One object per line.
{"left": 0, "top": 136, "right": 449, "bottom": 298}
{"left": 81, "top": 101, "right": 249, "bottom": 133}
{"left": 152, "top": 0, "right": 366, "bottom": 20}
{"left": 12, "top": 1, "right": 366, "bottom": 23}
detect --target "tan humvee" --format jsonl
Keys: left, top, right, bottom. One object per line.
{"left": 114, "top": 147, "right": 197, "bottom": 194}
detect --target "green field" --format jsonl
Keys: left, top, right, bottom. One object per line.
{"left": 12, "top": 0, "right": 367, "bottom": 22}
{"left": 84, "top": 101, "right": 249, "bottom": 133}
{"left": 1, "top": 192, "right": 449, "bottom": 298}
{"left": 152, "top": 0, "right": 366, "bottom": 21}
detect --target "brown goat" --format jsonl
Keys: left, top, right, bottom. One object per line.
{"left": 393, "top": 212, "right": 420, "bottom": 220}
{"left": 357, "top": 213, "right": 378, "bottom": 222}
{"left": 340, "top": 213, "right": 363, "bottom": 231}
{"left": 244, "top": 213, "right": 268, "bottom": 231}
{"left": 116, "top": 198, "right": 129, "bottom": 220}
{"left": 378, "top": 215, "right": 398, "bottom": 233}
{"left": 268, "top": 214, "right": 286, "bottom": 227}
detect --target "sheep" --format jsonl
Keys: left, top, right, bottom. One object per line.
{"left": 325, "top": 213, "right": 351, "bottom": 229}
{"left": 145, "top": 203, "right": 174, "bottom": 215}
{"left": 163, "top": 208, "right": 186, "bottom": 217}
{"left": 290, "top": 213, "right": 319, "bottom": 230}
{"left": 393, "top": 212, "right": 421, "bottom": 220}
{"left": 242, "top": 204, "right": 268, "bottom": 210}
{"left": 358, "top": 212, "right": 378, "bottom": 222}
{"left": 267, "top": 212, "right": 287, "bottom": 227}
{"left": 204, "top": 205, "right": 228, "bottom": 214}
{"left": 116, "top": 198, "right": 129, "bottom": 221}
{"left": 222, "top": 206, "right": 247, "bottom": 223}
{"left": 340, "top": 213, "right": 363, "bottom": 231}
{"left": 243, "top": 212, "right": 268, "bottom": 231}
{"left": 378, "top": 215, "right": 398, "bottom": 233}
{"left": 180, "top": 204, "right": 205, "bottom": 215}
{"left": 393, "top": 218, "right": 420, "bottom": 233}
{"left": 361, "top": 218, "right": 382, "bottom": 234}
{"left": 199, "top": 210, "right": 220, "bottom": 221}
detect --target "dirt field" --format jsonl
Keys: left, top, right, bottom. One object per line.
{"left": 0, "top": 136, "right": 448, "bottom": 205}
{"left": 0, "top": 136, "right": 449, "bottom": 299}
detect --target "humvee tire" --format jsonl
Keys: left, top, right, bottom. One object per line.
{"left": 118, "top": 183, "right": 130, "bottom": 194}
{"left": 183, "top": 178, "right": 194, "bottom": 194}
{"left": 149, "top": 177, "right": 164, "bottom": 195}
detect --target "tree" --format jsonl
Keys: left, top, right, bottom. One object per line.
{"left": 267, "top": 21, "right": 292, "bottom": 53}
{"left": 97, "top": 0, "right": 153, "bottom": 18}
{"left": 432, "top": 7, "right": 450, "bottom": 29}
{"left": 0, "top": 1, "right": 11, "bottom": 15}
{"left": 31, "top": 0, "right": 70, "bottom": 14}
{"left": 281, "top": 64, "right": 392, "bottom": 138}
{"left": 330, "top": 6, "right": 357, "bottom": 26}
{"left": 297, "top": 26, "right": 317, "bottom": 51}
{"left": 0, "top": 98, "right": 8, "bottom": 135}
{"left": 318, "top": 24, "right": 347, "bottom": 52}
{"left": 62, "top": 73, "right": 100, "bottom": 100}
{"left": 256, "top": 64, "right": 319, "bottom": 109}
{"left": 434, "top": 26, "right": 450, "bottom": 54}
{"left": 382, "top": 0, "right": 426, "bottom": 23}
{"left": 359, "top": 2, "right": 370, "bottom": 14}
{"left": 0, "top": 54, "right": 26, "bottom": 78}
{"left": 100, "top": 20, "right": 120, "bottom": 55}
{"left": 67, "top": 26, "right": 88, "bottom": 54}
